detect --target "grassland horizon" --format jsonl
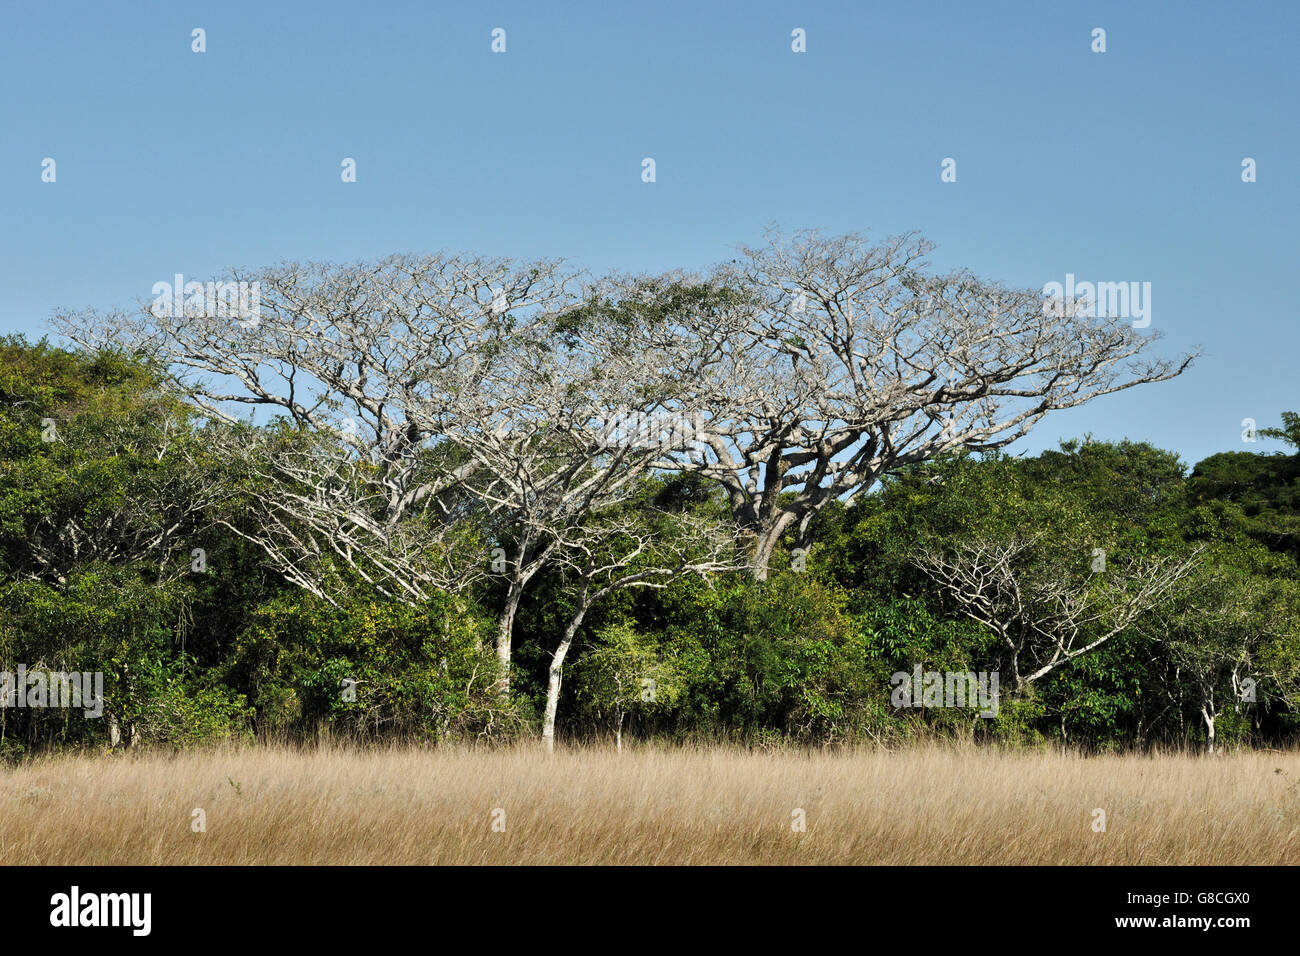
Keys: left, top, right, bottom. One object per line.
{"left": 4, "top": 742, "right": 1297, "bottom": 865}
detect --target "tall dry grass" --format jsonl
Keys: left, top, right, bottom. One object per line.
{"left": 2, "top": 742, "right": 1297, "bottom": 864}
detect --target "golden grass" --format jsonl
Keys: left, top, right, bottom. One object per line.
{"left": 2, "top": 742, "right": 1298, "bottom": 865}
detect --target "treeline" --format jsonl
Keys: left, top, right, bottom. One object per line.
{"left": 2, "top": 335, "right": 1297, "bottom": 756}
{"left": 2, "top": 232, "right": 1295, "bottom": 755}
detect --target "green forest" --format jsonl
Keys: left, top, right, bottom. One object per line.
{"left": 3, "top": 237, "right": 1298, "bottom": 759}
{"left": 2, "top": 334, "right": 1297, "bottom": 758}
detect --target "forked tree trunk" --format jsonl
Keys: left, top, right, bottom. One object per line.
{"left": 1202, "top": 703, "right": 1217, "bottom": 755}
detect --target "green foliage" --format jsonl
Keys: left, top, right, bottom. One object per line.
{"left": 227, "top": 590, "right": 521, "bottom": 742}
{"left": 0, "top": 566, "right": 251, "bottom": 754}
{"left": 0, "top": 334, "right": 208, "bottom": 583}
{"left": 629, "top": 574, "right": 884, "bottom": 743}
{"left": 2, "top": 337, "right": 1299, "bottom": 754}
{"left": 568, "top": 620, "right": 682, "bottom": 743}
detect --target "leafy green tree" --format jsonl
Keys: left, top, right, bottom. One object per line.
{"left": 0, "top": 338, "right": 252, "bottom": 754}
{"left": 1187, "top": 412, "right": 1300, "bottom": 559}
{"left": 1146, "top": 547, "right": 1300, "bottom": 751}
{"left": 569, "top": 620, "right": 682, "bottom": 751}
{"left": 0, "top": 336, "right": 218, "bottom": 584}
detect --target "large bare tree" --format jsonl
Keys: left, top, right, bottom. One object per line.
{"left": 54, "top": 252, "right": 732, "bottom": 698}
{"left": 52, "top": 232, "right": 1199, "bottom": 706}
{"left": 610, "top": 229, "right": 1197, "bottom": 578}
{"left": 54, "top": 252, "right": 580, "bottom": 609}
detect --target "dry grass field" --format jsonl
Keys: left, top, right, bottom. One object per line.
{"left": 2, "top": 743, "right": 1298, "bottom": 865}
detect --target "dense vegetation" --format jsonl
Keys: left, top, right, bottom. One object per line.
{"left": 2, "top": 336, "right": 1297, "bottom": 757}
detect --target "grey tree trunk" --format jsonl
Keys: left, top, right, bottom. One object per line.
{"left": 542, "top": 609, "right": 588, "bottom": 753}
{"left": 496, "top": 579, "right": 525, "bottom": 697}
{"left": 750, "top": 511, "right": 797, "bottom": 581}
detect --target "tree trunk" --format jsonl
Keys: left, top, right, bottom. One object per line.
{"left": 542, "top": 608, "right": 588, "bottom": 753}
{"left": 750, "top": 512, "right": 797, "bottom": 581}
{"left": 615, "top": 709, "right": 624, "bottom": 754}
{"left": 495, "top": 579, "right": 525, "bottom": 697}
{"left": 1201, "top": 703, "right": 1217, "bottom": 755}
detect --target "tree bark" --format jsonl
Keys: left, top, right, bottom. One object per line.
{"left": 542, "top": 607, "right": 589, "bottom": 753}
{"left": 495, "top": 578, "right": 525, "bottom": 697}
{"left": 750, "top": 512, "right": 796, "bottom": 581}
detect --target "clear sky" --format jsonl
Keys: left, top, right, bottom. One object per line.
{"left": 2, "top": 0, "right": 1295, "bottom": 468}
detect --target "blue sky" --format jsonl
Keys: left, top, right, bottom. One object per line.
{"left": 2, "top": 0, "right": 1295, "bottom": 468}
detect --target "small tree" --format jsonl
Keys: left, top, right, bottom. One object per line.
{"left": 1151, "top": 556, "right": 1300, "bottom": 752}
{"left": 539, "top": 506, "right": 738, "bottom": 752}
{"left": 570, "top": 621, "right": 681, "bottom": 752}
{"left": 915, "top": 534, "right": 1202, "bottom": 695}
